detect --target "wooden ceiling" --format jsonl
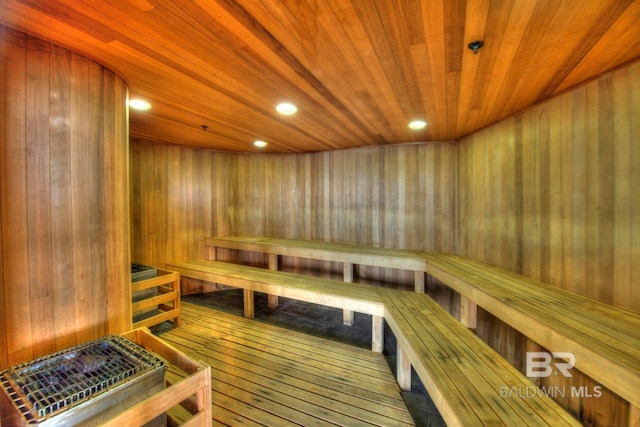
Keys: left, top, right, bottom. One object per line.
{"left": 2, "top": 1, "right": 640, "bottom": 152}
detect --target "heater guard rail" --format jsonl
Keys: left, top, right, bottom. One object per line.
{"left": 132, "top": 269, "right": 181, "bottom": 330}
{"left": 99, "top": 328, "right": 211, "bottom": 427}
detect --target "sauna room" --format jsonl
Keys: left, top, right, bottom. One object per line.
{"left": 0, "top": 1, "right": 639, "bottom": 426}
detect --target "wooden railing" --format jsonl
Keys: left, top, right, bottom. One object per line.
{"left": 100, "top": 328, "right": 211, "bottom": 427}
{"left": 132, "top": 269, "right": 181, "bottom": 329}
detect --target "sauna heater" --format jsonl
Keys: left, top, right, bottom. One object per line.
{"left": 0, "top": 335, "right": 166, "bottom": 426}
{"left": 131, "top": 263, "right": 158, "bottom": 283}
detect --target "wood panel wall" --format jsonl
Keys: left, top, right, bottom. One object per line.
{"left": 457, "top": 60, "right": 640, "bottom": 425}
{"left": 130, "top": 141, "right": 457, "bottom": 292}
{"left": 0, "top": 26, "right": 130, "bottom": 370}
{"left": 458, "top": 60, "right": 640, "bottom": 312}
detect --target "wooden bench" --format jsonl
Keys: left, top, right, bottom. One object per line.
{"left": 169, "top": 258, "right": 580, "bottom": 425}
{"left": 423, "top": 252, "right": 640, "bottom": 423}
{"left": 166, "top": 259, "right": 385, "bottom": 352}
{"left": 206, "top": 236, "right": 428, "bottom": 291}
{"left": 206, "top": 236, "right": 428, "bottom": 325}
{"left": 378, "top": 287, "right": 580, "bottom": 426}
{"left": 186, "top": 237, "right": 637, "bottom": 424}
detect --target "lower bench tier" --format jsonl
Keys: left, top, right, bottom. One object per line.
{"left": 167, "top": 260, "right": 385, "bottom": 352}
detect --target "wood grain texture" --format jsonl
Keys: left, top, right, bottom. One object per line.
{"left": 163, "top": 302, "right": 412, "bottom": 426}
{"left": 457, "top": 60, "right": 640, "bottom": 313}
{"left": 205, "top": 236, "right": 429, "bottom": 271}
{"left": 457, "top": 59, "right": 640, "bottom": 426}
{"left": 0, "top": 26, "right": 31, "bottom": 367}
{"left": 167, "top": 260, "right": 385, "bottom": 320}
{"left": 379, "top": 287, "right": 581, "bottom": 426}
{"left": 0, "top": 27, "right": 130, "bottom": 370}
{"left": 130, "top": 141, "right": 457, "bottom": 293}
{"left": 423, "top": 253, "right": 640, "bottom": 410}
{"left": 1, "top": 1, "right": 639, "bottom": 152}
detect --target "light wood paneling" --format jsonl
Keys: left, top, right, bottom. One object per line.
{"left": 457, "top": 59, "right": 640, "bottom": 426}
{"left": 130, "top": 141, "right": 456, "bottom": 293}
{"left": 1, "top": 1, "right": 639, "bottom": 152}
{"left": 457, "top": 59, "right": 640, "bottom": 313}
{"left": 0, "top": 26, "right": 130, "bottom": 370}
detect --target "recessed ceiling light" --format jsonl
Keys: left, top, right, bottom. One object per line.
{"left": 276, "top": 102, "right": 297, "bottom": 115}
{"left": 254, "top": 140, "right": 268, "bottom": 148}
{"left": 408, "top": 120, "right": 427, "bottom": 130}
{"left": 129, "top": 99, "right": 152, "bottom": 111}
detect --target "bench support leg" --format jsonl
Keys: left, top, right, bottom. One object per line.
{"left": 268, "top": 254, "right": 279, "bottom": 308}
{"left": 208, "top": 245, "right": 217, "bottom": 261}
{"left": 372, "top": 316, "right": 384, "bottom": 353}
{"left": 397, "top": 344, "right": 412, "bottom": 391}
{"left": 343, "top": 310, "right": 355, "bottom": 326}
{"left": 414, "top": 271, "right": 425, "bottom": 293}
{"left": 630, "top": 404, "right": 640, "bottom": 427}
{"left": 268, "top": 295, "right": 279, "bottom": 309}
{"left": 343, "top": 262, "right": 354, "bottom": 326}
{"left": 243, "top": 289, "right": 255, "bottom": 319}
{"left": 460, "top": 296, "right": 477, "bottom": 329}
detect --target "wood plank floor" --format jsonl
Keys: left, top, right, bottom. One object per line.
{"left": 158, "top": 302, "right": 416, "bottom": 426}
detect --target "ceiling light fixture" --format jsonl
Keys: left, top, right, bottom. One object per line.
{"left": 254, "top": 140, "right": 268, "bottom": 148}
{"left": 129, "top": 99, "right": 152, "bottom": 110}
{"left": 276, "top": 102, "right": 297, "bottom": 115}
{"left": 408, "top": 120, "right": 427, "bottom": 130}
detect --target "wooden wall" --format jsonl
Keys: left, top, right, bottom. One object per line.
{"left": 130, "top": 57, "right": 638, "bottom": 312}
{"left": 130, "top": 60, "right": 639, "bottom": 313}
{"left": 0, "top": 26, "right": 130, "bottom": 371}
{"left": 130, "top": 141, "right": 457, "bottom": 291}
{"left": 457, "top": 60, "right": 640, "bottom": 425}
{"left": 458, "top": 60, "right": 640, "bottom": 312}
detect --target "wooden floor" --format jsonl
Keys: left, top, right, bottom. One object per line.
{"left": 159, "top": 302, "right": 416, "bottom": 426}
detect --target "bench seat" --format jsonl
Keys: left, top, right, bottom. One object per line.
{"left": 206, "top": 236, "right": 428, "bottom": 270}
{"left": 378, "top": 287, "right": 581, "bottom": 427}
{"left": 423, "top": 252, "right": 640, "bottom": 412}
{"left": 166, "top": 260, "right": 385, "bottom": 352}
{"left": 207, "top": 236, "right": 428, "bottom": 291}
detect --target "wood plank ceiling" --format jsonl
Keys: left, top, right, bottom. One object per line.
{"left": 2, "top": 0, "right": 640, "bottom": 152}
